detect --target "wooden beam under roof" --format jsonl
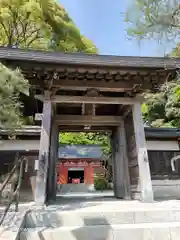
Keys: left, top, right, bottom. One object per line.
{"left": 58, "top": 127, "right": 113, "bottom": 132}
{"left": 55, "top": 115, "right": 122, "bottom": 126}
{"left": 35, "top": 95, "right": 143, "bottom": 105}
{"left": 51, "top": 79, "right": 142, "bottom": 92}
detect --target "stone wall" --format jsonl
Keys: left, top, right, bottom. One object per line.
{"left": 152, "top": 180, "right": 180, "bottom": 200}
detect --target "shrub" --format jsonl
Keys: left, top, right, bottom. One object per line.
{"left": 94, "top": 176, "right": 108, "bottom": 191}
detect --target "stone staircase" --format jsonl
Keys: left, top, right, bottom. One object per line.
{"left": 19, "top": 200, "right": 180, "bottom": 240}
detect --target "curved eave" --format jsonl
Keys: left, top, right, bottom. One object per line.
{"left": 0, "top": 47, "right": 179, "bottom": 69}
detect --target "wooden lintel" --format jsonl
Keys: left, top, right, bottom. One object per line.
{"left": 52, "top": 79, "right": 137, "bottom": 92}
{"left": 55, "top": 115, "right": 122, "bottom": 126}
{"left": 59, "top": 127, "right": 113, "bottom": 133}
{"left": 35, "top": 95, "right": 144, "bottom": 105}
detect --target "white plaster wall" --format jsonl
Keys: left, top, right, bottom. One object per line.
{"left": 146, "top": 140, "right": 179, "bottom": 151}
{"left": 152, "top": 180, "right": 180, "bottom": 200}
{"left": 0, "top": 139, "right": 179, "bottom": 152}
{"left": 131, "top": 180, "right": 180, "bottom": 200}
{"left": 0, "top": 140, "right": 39, "bottom": 151}
{"left": 0, "top": 138, "right": 179, "bottom": 152}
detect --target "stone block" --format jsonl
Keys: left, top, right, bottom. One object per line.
{"left": 113, "top": 227, "right": 145, "bottom": 240}
{"left": 27, "top": 210, "right": 135, "bottom": 228}
{"left": 148, "top": 227, "right": 171, "bottom": 240}
{"left": 170, "top": 226, "right": 180, "bottom": 240}
{"left": 171, "top": 210, "right": 180, "bottom": 222}
{"left": 43, "top": 226, "right": 114, "bottom": 240}
{"left": 134, "top": 210, "right": 172, "bottom": 224}
{"left": 153, "top": 185, "right": 178, "bottom": 200}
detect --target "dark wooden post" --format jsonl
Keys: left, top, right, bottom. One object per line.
{"left": 47, "top": 120, "right": 59, "bottom": 203}
{"left": 112, "top": 126, "right": 126, "bottom": 199}
{"left": 120, "top": 120, "right": 131, "bottom": 200}
{"left": 34, "top": 91, "right": 52, "bottom": 205}
{"left": 110, "top": 132, "right": 116, "bottom": 194}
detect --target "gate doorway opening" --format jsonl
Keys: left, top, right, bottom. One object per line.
{"left": 56, "top": 132, "right": 114, "bottom": 197}
{"left": 68, "top": 168, "right": 84, "bottom": 183}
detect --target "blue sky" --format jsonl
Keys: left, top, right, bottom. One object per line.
{"left": 59, "top": 0, "right": 174, "bottom": 57}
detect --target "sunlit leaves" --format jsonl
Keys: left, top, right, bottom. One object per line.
{"left": 0, "top": 0, "right": 97, "bottom": 53}
{"left": 143, "top": 77, "right": 180, "bottom": 128}
{"left": 60, "top": 132, "right": 111, "bottom": 155}
{"left": 126, "top": 0, "right": 180, "bottom": 41}
{"left": 0, "top": 64, "right": 29, "bottom": 128}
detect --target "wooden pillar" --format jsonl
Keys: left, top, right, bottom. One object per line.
{"left": 112, "top": 127, "right": 125, "bottom": 199}
{"left": 47, "top": 120, "right": 59, "bottom": 203}
{"left": 132, "top": 102, "right": 153, "bottom": 202}
{"left": 110, "top": 133, "right": 115, "bottom": 192}
{"left": 120, "top": 120, "right": 131, "bottom": 200}
{"left": 34, "top": 92, "right": 52, "bottom": 205}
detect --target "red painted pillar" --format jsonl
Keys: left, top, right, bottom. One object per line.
{"left": 84, "top": 164, "right": 94, "bottom": 184}
{"left": 84, "top": 167, "right": 88, "bottom": 184}
{"left": 89, "top": 164, "right": 94, "bottom": 184}
{"left": 58, "top": 163, "right": 68, "bottom": 184}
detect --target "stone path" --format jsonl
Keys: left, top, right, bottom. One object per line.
{"left": 0, "top": 202, "right": 35, "bottom": 240}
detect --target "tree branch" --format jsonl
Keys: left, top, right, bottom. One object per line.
{"left": 26, "top": 31, "right": 41, "bottom": 46}
{"left": 0, "top": 17, "right": 9, "bottom": 43}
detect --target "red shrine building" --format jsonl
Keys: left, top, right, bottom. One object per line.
{"left": 56, "top": 145, "right": 104, "bottom": 186}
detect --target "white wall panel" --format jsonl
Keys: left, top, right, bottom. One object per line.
{"left": 146, "top": 140, "right": 179, "bottom": 151}
{"left": 0, "top": 139, "right": 179, "bottom": 152}
{"left": 0, "top": 140, "right": 39, "bottom": 151}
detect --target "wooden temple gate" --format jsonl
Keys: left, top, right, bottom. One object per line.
{"left": 0, "top": 48, "right": 179, "bottom": 204}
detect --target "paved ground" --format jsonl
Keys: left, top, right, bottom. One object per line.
{"left": 0, "top": 202, "right": 35, "bottom": 240}
{"left": 57, "top": 190, "right": 114, "bottom": 198}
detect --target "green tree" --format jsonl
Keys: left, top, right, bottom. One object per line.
{"left": 0, "top": 64, "right": 29, "bottom": 128}
{"left": 126, "top": 0, "right": 179, "bottom": 41}
{"left": 142, "top": 78, "right": 180, "bottom": 127}
{"left": 125, "top": 0, "right": 180, "bottom": 128}
{"left": 0, "top": 0, "right": 97, "bottom": 128}
{"left": 140, "top": 44, "right": 180, "bottom": 128}
{"left": 0, "top": 0, "right": 97, "bottom": 53}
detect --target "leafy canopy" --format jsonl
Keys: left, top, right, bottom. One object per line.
{"left": 126, "top": 0, "right": 180, "bottom": 128}
{"left": 0, "top": 0, "right": 97, "bottom": 53}
{"left": 0, "top": 0, "right": 98, "bottom": 128}
{"left": 126, "top": 0, "right": 180, "bottom": 41}
{"left": 0, "top": 64, "right": 29, "bottom": 128}
{"left": 142, "top": 77, "right": 180, "bottom": 127}
{"left": 60, "top": 132, "right": 111, "bottom": 155}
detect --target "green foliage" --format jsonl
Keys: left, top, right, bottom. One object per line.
{"left": 126, "top": 0, "right": 180, "bottom": 41}
{"left": 94, "top": 176, "right": 108, "bottom": 191}
{"left": 142, "top": 78, "right": 180, "bottom": 128}
{"left": 0, "top": 0, "right": 97, "bottom": 53}
{"left": 60, "top": 132, "right": 111, "bottom": 155}
{"left": 126, "top": 0, "right": 180, "bottom": 128}
{"left": 141, "top": 41, "right": 180, "bottom": 128}
{"left": 0, "top": 0, "right": 97, "bottom": 128}
{"left": 0, "top": 64, "right": 29, "bottom": 128}
{"left": 171, "top": 44, "right": 180, "bottom": 57}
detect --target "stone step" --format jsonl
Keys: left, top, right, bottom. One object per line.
{"left": 57, "top": 184, "right": 94, "bottom": 194}
{"left": 26, "top": 208, "right": 180, "bottom": 228}
{"left": 20, "top": 222, "right": 180, "bottom": 240}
